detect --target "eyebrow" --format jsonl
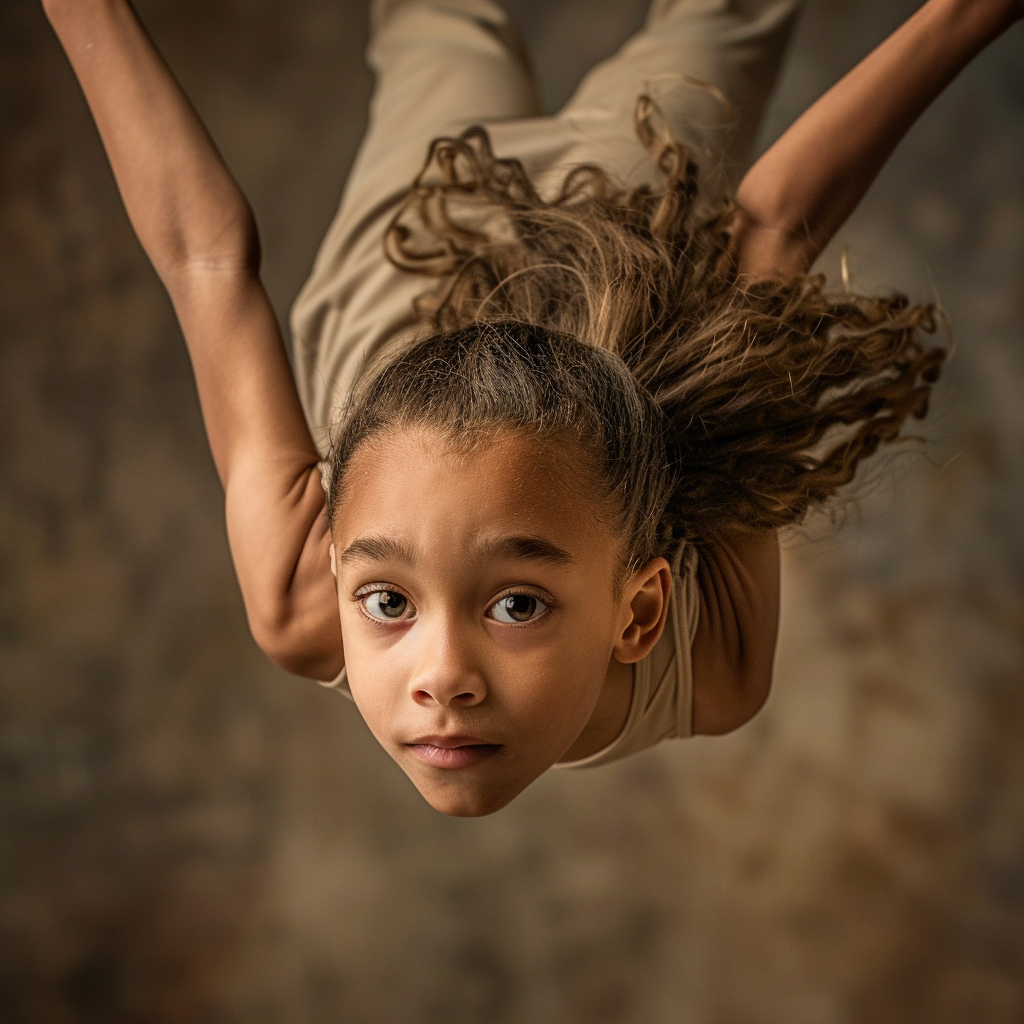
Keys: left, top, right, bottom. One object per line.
{"left": 338, "top": 533, "right": 575, "bottom": 568}
{"left": 477, "top": 535, "right": 576, "bottom": 566}
{"left": 339, "top": 535, "right": 418, "bottom": 567}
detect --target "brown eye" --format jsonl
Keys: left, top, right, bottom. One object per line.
{"left": 362, "top": 590, "right": 410, "bottom": 621}
{"left": 489, "top": 593, "right": 548, "bottom": 624}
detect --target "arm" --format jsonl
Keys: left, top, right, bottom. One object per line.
{"left": 733, "top": 0, "right": 1022, "bottom": 278}
{"left": 691, "top": 530, "right": 780, "bottom": 735}
{"left": 691, "top": 1, "right": 1019, "bottom": 730}
{"left": 43, "top": 0, "right": 343, "bottom": 678}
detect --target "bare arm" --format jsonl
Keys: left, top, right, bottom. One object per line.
{"left": 43, "top": 0, "right": 343, "bottom": 678}
{"left": 695, "top": 0, "right": 1021, "bottom": 730}
{"left": 733, "top": 0, "right": 1022, "bottom": 278}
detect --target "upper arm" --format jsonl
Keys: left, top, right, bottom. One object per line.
{"left": 690, "top": 529, "right": 780, "bottom": 735}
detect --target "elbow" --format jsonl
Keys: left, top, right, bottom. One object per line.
{"left": 730, "top": 207, "right": 817, "bottom": 280}
{"left": 247, "top": 604, "right": 296, "bottom": 672}
{"left": 186, "top": 220, "right": 262, "bottom": 275}
{"left": 159, "top": 201, "right": 263, "bottom": 281}
{"left": 247, "top": 601, "right": 344, "bottom": 682}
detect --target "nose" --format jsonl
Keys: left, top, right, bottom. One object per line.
{"left": 408, "top": 622, "right": 487, "bottom": 709}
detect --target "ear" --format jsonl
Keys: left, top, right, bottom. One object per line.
{"left": 329, "top": 543, "right": 337, "bottom": 578}
{"left": 613, "top": 557, "right": 672, "bottom": 665}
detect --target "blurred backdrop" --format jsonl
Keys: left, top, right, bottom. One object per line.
{"left": 2, "top": 0, "right": 1023, "bottom": 1020}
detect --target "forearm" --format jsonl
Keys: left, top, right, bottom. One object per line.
{"left": 734, "top": 0, "right": 1021, "bottom": 278}
{"left": 43, "top": 0, "right": 256, "bottom": 277}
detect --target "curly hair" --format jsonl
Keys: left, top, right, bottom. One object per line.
{"left": 327, "top": 97, "right": 943, "bottom": 565}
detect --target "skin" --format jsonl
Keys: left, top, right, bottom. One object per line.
{"left": 41, "top": 0, "right": 1023, "bottom": 809}
{"left": 330, "top": 428, "right": 670, "bottom": 816}
{"left": 733, "top": 0, "right": 1024, "bottom": 279}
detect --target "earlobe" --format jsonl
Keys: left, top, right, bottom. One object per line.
{"left": 614, "top": 557, "right": 672, "bottom": 665}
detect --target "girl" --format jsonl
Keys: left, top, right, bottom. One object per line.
{"left": 42, "top": 0, "right": 1022, "bottom": 816}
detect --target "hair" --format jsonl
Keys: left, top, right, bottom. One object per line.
{"left": 326, "top": 97, "right": 944, "bottom": 572}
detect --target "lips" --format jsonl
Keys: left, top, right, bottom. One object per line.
{"left": 405, "top": 735, "right": 502, "bottom": 770}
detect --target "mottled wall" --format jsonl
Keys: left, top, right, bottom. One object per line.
{"left": 2, "top": 1, "right": 1022, "bottom": 1021}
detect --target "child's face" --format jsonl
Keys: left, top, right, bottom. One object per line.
{"left": 330, "top": 426, "right": 637, "bottom": 816}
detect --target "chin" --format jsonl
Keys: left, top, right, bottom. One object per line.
{"left": 417, "top": 779, "right": 524, "bottom": 818}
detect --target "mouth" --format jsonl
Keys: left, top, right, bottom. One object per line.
{"left": 405, "top": 735, "right": 502, "bottom": 770}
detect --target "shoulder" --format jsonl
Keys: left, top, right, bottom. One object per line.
{"left": 688, "top": 529, "right": 780, "bottom": 735}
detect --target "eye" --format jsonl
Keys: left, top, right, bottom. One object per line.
{"left": 360, "top": 589, "right": 413, "bottom": 622}
{"left": 488, "top": 592, "right": 550, "bottom": 625}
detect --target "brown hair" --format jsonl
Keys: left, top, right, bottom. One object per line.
{"left": 327, "top": 98, "right": 943, "bottom": 569}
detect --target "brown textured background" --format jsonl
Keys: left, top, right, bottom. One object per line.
{"left": 2, "top": 1, "right": 1023, "bottom": 1020}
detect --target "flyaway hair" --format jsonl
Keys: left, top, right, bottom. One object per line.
{"left": 329, "top": 97, "right": 943, "bottom": 561}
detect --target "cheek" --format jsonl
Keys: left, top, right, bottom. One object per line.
{"left": 338, "top": 613, "right": 408, "bottom": 736}
{"left": 345, "top": 665, "right": 403, "bottom": 755}
{"left": 500, "top": 622, "right": 614, "bottom": 736}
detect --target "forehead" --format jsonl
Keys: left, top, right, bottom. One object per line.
{"left": 334, "top": 426, "right": 611, "bottom": 551}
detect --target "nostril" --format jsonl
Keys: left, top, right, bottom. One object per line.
{"left": 411, "top": 683, "right": 484, "bottom": 707}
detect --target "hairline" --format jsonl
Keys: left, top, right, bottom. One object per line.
{"left": 330, "top": 418, "right": 642, "bottom": 590}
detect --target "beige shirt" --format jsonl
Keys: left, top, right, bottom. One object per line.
{"left": 556, "top": 543, "right": 699, "bottom": 768}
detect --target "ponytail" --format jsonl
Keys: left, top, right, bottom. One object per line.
{"left": 378, "top": 100, "right": 943, "bottom": 539}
